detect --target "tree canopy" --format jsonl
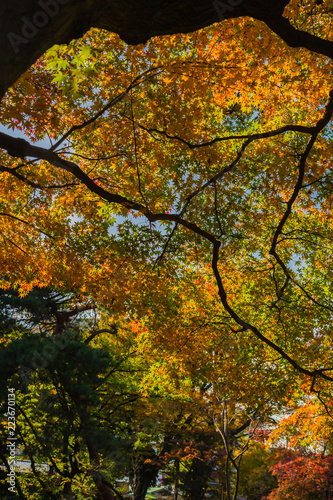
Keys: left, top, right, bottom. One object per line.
{"left": 1, "top": 1, "right": 333, "bottom": 499}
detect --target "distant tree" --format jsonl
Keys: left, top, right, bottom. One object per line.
{"left": 265, "top": 452, "right": 333, "bottom": 500}
{"left": 238, "top": 443, "right": 278, "bottom": 500}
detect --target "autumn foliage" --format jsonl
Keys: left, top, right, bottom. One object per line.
{"left": 265, "top": 453, "right": 333, "bottom": 500}
{"left": 1, "top": 1, "right": 333, "bottom": 499}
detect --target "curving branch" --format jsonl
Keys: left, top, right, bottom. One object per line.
{"left": 269, "top": 90, "right": 333, "bottom": 283}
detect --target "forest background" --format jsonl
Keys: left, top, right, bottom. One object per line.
{"left": 1, "top": 1, "right": 333, "bottom": 499}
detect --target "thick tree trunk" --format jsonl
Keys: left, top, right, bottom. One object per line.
{"left": 131, "top": 453, "right": 160, "bottom": 500}
{"left": 87, "top": 443, "right": 116, "bottom": 500}
{"left": 0, "top": 0, "right": 313, "bottom": 101}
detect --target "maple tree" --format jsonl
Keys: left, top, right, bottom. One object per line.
{"left": 265, "top": 451, "right": 333, "bottom": 500}
{"left": 266, "top": 398, "right": 333, "bottom": 454}
{"left": 0, "top": 1, "right": 333, "bottom": 386}
{"left": 1, "top": 1, "right": 333, "bottom": 499}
